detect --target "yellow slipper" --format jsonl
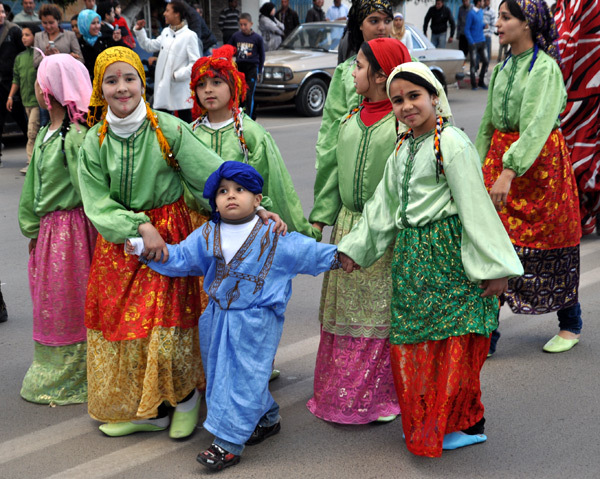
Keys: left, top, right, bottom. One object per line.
{"left": 543, "top": 335, "right": 579, "bottom": 353}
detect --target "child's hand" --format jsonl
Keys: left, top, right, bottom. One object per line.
{"left": 138, "top": 222, "right": 169, "bottom": 263}
{"left": 339, "top": 252, "right": 360, "bottom": 273}
{"left": 125, "top": 239, "right": 135, "bottom": 255}
{"left": 258, "top": 209, "right": 288, "bottom": 236}
{"left": 489, "top": 169, "right": 516, "bottom": 210}
{"left": 312, "top": 222, "right": 325, "bottom": 233}
{"left": 479, "top": 277, "right": 508, "bottom": 297}
{"left": 28, "top": 238, "right": 37, "bottom": 254}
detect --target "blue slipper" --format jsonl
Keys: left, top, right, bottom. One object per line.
{"left": 442, "top": 432, "right": 487, "bottom": 450}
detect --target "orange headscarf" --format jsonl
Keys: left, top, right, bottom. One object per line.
{"left": 189, "top": 45, "right": 248, "bottom": 120}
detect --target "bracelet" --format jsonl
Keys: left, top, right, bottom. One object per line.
{"left": 7, "top": 96, "right": 13, "bottom": 100}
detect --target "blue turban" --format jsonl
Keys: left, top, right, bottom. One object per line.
{"left": 78, "top": 9, "right": 101, "bottom": 46}
{"left": 203, "top": 161, "right": 264, "bottom": 221}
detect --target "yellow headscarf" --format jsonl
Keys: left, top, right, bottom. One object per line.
{"left": 89, "top": 47, "right": 178, "bottom": 170}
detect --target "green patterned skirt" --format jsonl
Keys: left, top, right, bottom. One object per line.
{"left": 20, "top": 341, "right": 87, "bottom": 405}
{"left": 320, "top": 205, "right": 393, "bottom": 339}
{"left": 390, "top": 215, "right": 498, "bottom": 345}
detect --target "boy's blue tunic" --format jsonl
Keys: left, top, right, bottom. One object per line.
{"left": 148, "top": 218, "right": 340, "bottom": 445}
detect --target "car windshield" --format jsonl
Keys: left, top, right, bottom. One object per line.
{"left": 280, "top": 24, "right": 344, "bottom": 52}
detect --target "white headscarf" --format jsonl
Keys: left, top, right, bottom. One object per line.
{"left": 386, "top": 61, "right": 453, "bottom": 121}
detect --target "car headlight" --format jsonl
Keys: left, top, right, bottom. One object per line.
{"left": 263, "top": 67, "right": 293, "bottom": 81}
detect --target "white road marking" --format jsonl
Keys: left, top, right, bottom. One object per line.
{"left": 0, "top": 416, "right": 92, "bottom": 464}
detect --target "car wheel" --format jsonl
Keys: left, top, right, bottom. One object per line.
{"left": 295, "top": 77, "right": 328, "bottom": 116}
{"left": 432, "top": 70, "right": 448, "bottom": 95}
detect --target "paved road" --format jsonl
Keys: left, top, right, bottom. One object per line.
{"left": 1, "top": 87, "right": 600, "bottom": 479}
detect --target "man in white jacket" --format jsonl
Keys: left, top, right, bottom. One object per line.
{"left": 134, "top": 0, "right": 199, "bottom": 122}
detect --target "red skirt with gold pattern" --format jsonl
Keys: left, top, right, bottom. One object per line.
{"left": 482, "top": 129, "right": 581, "bottom": 249}
{"left": 390, "top": 333, "right": 490, "bottom": 457}
{"left": 85, "top": 196, "right": 201, "bottom": 341}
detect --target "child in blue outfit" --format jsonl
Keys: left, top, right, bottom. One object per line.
{"left": 127, "top": 161, "right": 340, "bottom": 472}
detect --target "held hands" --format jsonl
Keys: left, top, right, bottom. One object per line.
{"left": 312, "top": 222, "right": 325, "bottom": 233}
{"left": 489, "top": 169, "right": 516, "bottom": 210}
{"left": 138, "top": 222, "right": 169, "bottom": 263}
{"left": 339, "top": 252, "right": 360, "bottom": 273}
{"left": 479, "top": 277, "right": 508, "bottom": 297}
{"left": 257, "top": 209, "right": 288, "bottom": 235}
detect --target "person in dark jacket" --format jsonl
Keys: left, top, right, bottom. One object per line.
{"left": 423, "top": 0, "right": 456, "bottom": 48}
{"left": 275, "top": 0, "right": 299, "bottom": 39}
{"left": 0, "top": 3, "right": 27, "bottom": 165}
{"left": 181, "top": 0, "right": 216, "bottom": 55}
{"left": 305, "top": 0, "right": 326, "bottom": 22}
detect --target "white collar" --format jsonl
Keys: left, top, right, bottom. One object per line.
{"left": 106, "top": 99, "right": 148, "bottom": 138}
{"left": 201, "top": 116, "right": 234, "bottom": 130}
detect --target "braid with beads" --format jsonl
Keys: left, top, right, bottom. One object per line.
{"left": 232, "top": 107, "right": 249, "bottom": 164}
{"left": 396, "top": 116, "right": 445, "bottom": 182}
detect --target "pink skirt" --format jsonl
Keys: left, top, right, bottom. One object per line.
{"left": 29, "top": 207, "right": 97, "bottom": 346}
{"left": 307, "top": 329, "right": 400, "bottom": 424}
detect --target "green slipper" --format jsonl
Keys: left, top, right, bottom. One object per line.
{"left": 543, "top": 335, "right": 579, "bottom": 353}
{"left": 269, "top": 369, "right": 281, "bottom": 382}
{"left": 375, "top": 414, "right": 398, "bottom": 423}
{"left": 99, "top": 420, "right": 168, "bottom": 437}
{"left": 169, "top": 392, "right": 201, "bottom": 439}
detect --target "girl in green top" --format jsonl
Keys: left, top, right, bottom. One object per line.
{"left": 307, "top": 38, "right": 410, "bottom": 425}
{"left": 476, "top": 0, "right": 582, "bottom": 355}
{"left": 188, "top": 44, "right": 319, "bottom": 240}
{"left": 18, "top": 53, "right": 96, "bottom": 406}
{"left": 337, "top": 62, "right": 523, "bottom": 457}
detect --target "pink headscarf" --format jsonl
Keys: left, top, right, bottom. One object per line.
{"left": 36, "top": 53, "right": 92, "bottom": 124}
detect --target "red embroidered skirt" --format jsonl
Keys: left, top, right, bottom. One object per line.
{"left": 482, "top": 129, "right": 581, "bottom": 249}
{"left": 390, "top": 333, "right": 490, "bottom": 457}
{"left": 85, "top": 196, "right": 200, "bottom": 341}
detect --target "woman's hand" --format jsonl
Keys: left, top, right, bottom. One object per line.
{"left": 138, "top": 222, "right": 169, "bottom": 263}
{"left": 28, "top": 239, "right": 37, "bottom": 254}
{"left": 489, "top": 169, "right": 516, "bottom": 210}
{"left": 480, "top": 277, "right": 508, "bottom": 297}
{"left": 6, "top": 97, "right": 13, "bottom": 112}
{"left": 339, "top": 252, "right": 360, "bottom": 273}
{"left": 312, "top": 222, "right": 325, "bottom": 233}
{"left": 135, "top": 19, "right": 145, "bottom": 30}
{"left": 257, "top": 209, "right": 288, "bottom": 235}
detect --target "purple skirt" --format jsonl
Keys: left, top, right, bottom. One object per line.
{"left": 307, "top": 328, "right": 400, "bottom": 424}
{"left": 28, "top": 207, "right": 97, "bottom": 346}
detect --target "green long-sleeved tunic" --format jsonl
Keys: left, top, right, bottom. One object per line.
{"left": 19, "top": 124, "right": 88, "bottom": 238}
{"left": 475, "top": 48, "right": 566, "bottom": 176}
{"left": 78, "top": 111, "right": 223, "bottom": 244}
{"left": 339, "top": 126, "right": 523, "bottom": 283}
{"left": 314, "top": 56, "right": 361, "bottom": 169}
{"left": 192, "top": 115, "right": 320, "bottom": 240}
{"left": 310, "top": 110, "right": 397, "bottom": 225}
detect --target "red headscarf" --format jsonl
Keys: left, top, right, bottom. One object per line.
{"left": 367, "top": 37, "right": 411, "bottom": 76}
{"left": 189, "top": 45, "right": 248, "bottom": 120}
